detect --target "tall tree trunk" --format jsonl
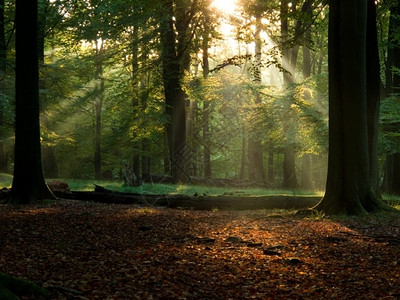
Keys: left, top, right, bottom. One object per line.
{"left": 267, "top": 147, "right": 274, "bottom": 186}
{"left": 381, "top": 154, "right": 400, "bottom": 194}
{"left": 38, "top": 0, "right": 59, "bottom": 178}
{"left": 248, "top": 14, "right": 264, "bottom": 183}
{"left": 301, "top": 154, "right": 312, "bottom": 189}
{"left": 283, "top": 144, "right": 297, "bottom": 188}
{"left": 0, "top": 0, "right": 6, "bottom": 173}
{"left": 281, "top": 0, "right": 298, "bottom": 188}
{"left": 301, "top": 4, "right": 313, "bottom": 190}
{"left": 202, "top": 24, "right": 211, "bottom": 178}
{"left": 202, "top": 103, "right": 211, "bottom": 178}
{"left": 11, "top": 0, "right": 54, "bottom": 203}
{"left": 131, "top": 26, "right": 141, "bottom": 179}
{"left": 366, "top": 0, "right": 381, "bottom": 198}
{"left": 382, "top": 0, "right": 400, "bottom": 194}
{"left": 240, "top": 135, "right": 246, "bottom": 180}
{"left": 315, "top": 0, "right": 387, "bottom": 215}
{"left": 160, "top": 0, "right": 188, "bottom": 183}
{"left": 280, "top": 0, "right": 292, "bottom": 84}
{"left": 94, "top": 43, "right": 104, "bottom": 180}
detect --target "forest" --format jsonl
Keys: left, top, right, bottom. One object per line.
{"left": 0, "top": 0, "right": 334, "bottom": 188}
{"left": 1, "top": 0, "right": 400, "bottom": 298}
{"left": 0, "top": 0, "right": 398, "bottom": 194}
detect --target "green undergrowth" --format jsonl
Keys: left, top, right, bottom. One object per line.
{"left": 62, "top": 178, "right": 323, "bottom": 197}
{"left": 1, "top": 174, "right": 400, "bottom": 205}
{"left": 0, "top": 173, "right": 12, "bottom": 188}
{"left": 0, "top": 174, "right": 322, "bottom": 197}
{"left": 383, "top": 194, "right": 400, "bottom": 209}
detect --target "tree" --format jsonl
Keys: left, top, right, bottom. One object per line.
{"left": 280, "top": 0, "right": 314, "bottom": 188}
{"left": 381, "top": 0, "right": 400, "bottom": 195}
{"left": 315, "top": 0, "right": 388, "bottom": 215}
{"left": 159, "top": 0, "right": 193, "bottom": 182}
{"left": 247, "top": 11, "right": 265, "bottom": 184}
{"left": 0, "top": 0, "right": 6, "bottom": 173}
{"left": 39, "top": 0, "right": 59, "bottom": 178}
{"left": 201, "top": 9, "right": 212, "bottom": 178}
{"left": 300, "top": 1, "right": 313, "bottom": 190}
{"left": 10, "top": 0, "right": 55, "bottom": 203}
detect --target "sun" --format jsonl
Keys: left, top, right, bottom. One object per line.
{"left": 211, "top": 0, "right": 238, "bottom": 15}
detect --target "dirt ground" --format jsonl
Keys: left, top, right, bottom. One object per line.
{"left": 0, "top": 200, "right": 399, "bottom": 299}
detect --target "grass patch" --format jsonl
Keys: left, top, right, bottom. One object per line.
{"left": 66, "top": 179, "right": 323, "bottom": 197}
{"left": 0, "top": 174, "right": 324, "bottom": 197}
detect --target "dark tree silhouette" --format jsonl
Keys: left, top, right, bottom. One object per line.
{"left": 159, "top": 0, "right": 189, "bottom": 183}
{"left": 315, "top": 0, "right": 388, "bottom": 215}
{"left": 10, "top": 0, "right": 54, "bottom": 204}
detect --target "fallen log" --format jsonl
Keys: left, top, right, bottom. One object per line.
{"left": 53, "top": 189, "right": 320, "bottom": 210}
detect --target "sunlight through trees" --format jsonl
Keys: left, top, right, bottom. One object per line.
{"left": 0, "top": 0, "right": 399, "bottom": 209}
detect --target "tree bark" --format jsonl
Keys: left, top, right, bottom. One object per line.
{"left": 131, "top": 26, "right": 141, "bottom": 179}
{"left": 366, "top": 0, "right": 381, "bottom": 198}
{"left": 315, "top": 0, "right": 387, "bottom": 215}
{"left": 11, "top": 0, "right": 55, "bottom": 203}
{"left": 160, "top": 0, "right": 189, "bottom": 183}
{"left": 267, "top": 147, "right": 274, "bottom": 185}
{"left": 301, "top": 4, "right": 313, "bottom": 190}
{"left": 381, "top": 153, "right": 400, "bottom": 195}
{"left": 282, "top": 0, "right": 314, "bottom": 189}
{"left": 248, "top": 14, "right": 265, "bottom": 183}
{"left": 94, "top": 42, "right": 104, "bottom": 180}
{"left": 202, "top": 16, "right": 211, "bottom": 178}
{"left": 0, "top": 0, "right": 6, "bottom": 173}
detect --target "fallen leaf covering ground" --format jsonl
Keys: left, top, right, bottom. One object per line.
{"left": 0, "top": 200, "right": 399, "bottom": 299}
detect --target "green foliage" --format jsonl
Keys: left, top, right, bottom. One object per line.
{"left": 379, "top": 94, "right": 400, "bottom": 154}
{"left": 64, "top": 178, "right": 323, "bottom": 197}
{"left": 0, "top": 173, "right": 12, "bottom": 188}
{"left": 1, "top": 0, "right": 332, "bottom": 186}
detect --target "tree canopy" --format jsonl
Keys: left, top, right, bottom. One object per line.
{"left": 1, "top": 0, "right": 399, "bottom": 212}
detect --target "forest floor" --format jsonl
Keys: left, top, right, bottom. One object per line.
{"left": 0, "top": 200, "right": 400, "bottom": 299}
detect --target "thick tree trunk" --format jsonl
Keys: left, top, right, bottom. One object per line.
{"left": 248, "top": 15, "right": 264, "bottom": 183}
{"left": 280, "top": 0, "right": 291, "bottom": 83}
{"left": 283, "top": 144, "right": 298, "bottom": 188}
{"left": 315, "top": 0, "right": 386, "bottom": 215}
{"left": 94, "top": 48, "right": 104, "bottom": 180}
{"left": 11, "top": 0, "right": 55, "bottom": 203}
{"left": 301, "top": 8, "right": 313, "bottom": 191}
{"left": 381, "top": 154, "right": 400, "bottom": 195}
{"left": 203, "top": 102, "right": 211, "bottom": 178}
{"left": 366, "top": 0, "right": 381, "bottom": 198}
{"left": 160, "top": 0, "right": 188, "bottom": 183}
{"left": 267, "top": 147, "right": 274, "bottom": 186}
{"left": 240, "top": 135, "right": 246, "bottom": 180}
{"left": 280, "top": 0, "right": 300, "bottom": 189}
{"left": 0, "top": 0, "right": 6, "bottom": 173}
{"left": 301, "top": 154, "right": 312, "bottom": 190}
{"left": 202, "top": 22, "right": 211, "bottom": 178}
{"left": 131, "top": 26, "right": 141, "bottom": 179}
